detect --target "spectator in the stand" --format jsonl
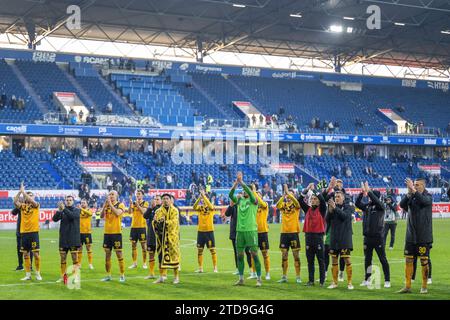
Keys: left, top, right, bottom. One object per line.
{"left": 345, "top": 167, "right": 352, "bottom": 178}
{"left": 96, "top": 142, "right": 103, "bottom": 152}
{"left": 328, "top": 121, "right": 334, "bottom": 132}
{"left": 11, "top": 95, "right": 17, "bottom": 109}
{"left": 79, "top": 110, "right": 84, "bottom": 122}
{"left": 0, "top": 92, "right": 7, "bottom": 108}
{"left": 259, "top": 114, "right": 264, "bottom": 126}
{"left": 334, "top": 121, "right": 340, "bottom": 132}
{"left": 81, "top": 146, "right": 88, "bottom": 158}
{"left": 17, "top": 97, "right": 25, "bottom": 111}
{"left": 105, "top": 102, "right": 113, "bottom": 114}
{"left": 147, "top": 143, "right": 153, "bottom": 155}
{"left": 69, "top": 108, "right": 77, "bottom": 125}
{"left": 272, "top": 114, "right": 278, "bottom": 125}
{"left": 155, "top": 173, "right": 161, "bottom": 188}
{"left": 252, "top": 114, "right": 257, "bottom": 126}
{"left": 408, "top": 161, "right": 414, "bottom": 176}
{"left": 105, "top": 175, "right": 113, "bottom": 191}
{"left": 119, "top": 58, "right": 125, "bottom": 69}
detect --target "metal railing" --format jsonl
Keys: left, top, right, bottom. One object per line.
{"left": 41, "top": 112, "right": 161, "bottom": 128}
{"left": 201, "top": 118, "right": 297, "bottom": 131}
{"left": 385, "top": 125, "right": 443, "bottom": 136}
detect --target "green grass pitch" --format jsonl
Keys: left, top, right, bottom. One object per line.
{"left": 0, "top": 219, "right": 449, "bottom": 300}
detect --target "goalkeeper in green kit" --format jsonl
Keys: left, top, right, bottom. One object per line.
{"left": 229, "top": 172, "right": 263, "bottom": 287}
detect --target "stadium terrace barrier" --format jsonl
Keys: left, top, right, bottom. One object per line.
{"left": 1, "top": 123, "right": 449, "bottom": 146}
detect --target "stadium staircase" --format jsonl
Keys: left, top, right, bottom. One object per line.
{"left": 70, "top": 62, "right": 136, "bottom": 115}
{"left": 59, "top": 63, "right": 97, "bottom": 110}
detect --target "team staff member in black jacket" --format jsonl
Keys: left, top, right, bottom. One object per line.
{"left": 299, "top": 183, "right": 327, "bottom": 286}
{"left": 143, "top": 195, "right": 161, "bottom": 279}
{"left": 355, "top": 182, "right": 390, "bottom": 288}
{"left": 52, "top": 196, "right": 81, "bottom": 283}
{"left": 326, "top": 191, "right": 354, "bottom": 290}
{"left": 398, "top": 178, "right": 433, "bottom": 294}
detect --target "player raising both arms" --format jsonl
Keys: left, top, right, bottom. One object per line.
{"left": 398, "top": 178, "right": 433, "bottom": 294}
{"left": 299, "top": 183, "right": 327, "bottom": 286}
{"left": 229, "top": 172, "right": 262, "bottom": 287}
{"left": 101, "top": 190, "right": 127, "bottom": 282}
{"left": 276, "top": 184, "right": 302, "bottom": 284}
{"left": 252, "top": 184, "right": 271, "bottom": 280}
{"left": 193, "top": 188, "right": 218, "bottom": 273}
{"left": 14, "top": 182, "right": 42, "bottom": 281}
{"left": 79, "top": 198, "right": 94, "bottom": 269}
{"left": 128, "top": 190, "right": 149, "bottom": 270}
{"left": 326, "top": 191, "right": 354, "bottom": 290}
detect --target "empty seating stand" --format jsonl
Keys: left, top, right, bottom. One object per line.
{"left": 111, "top": 73, "right": 203, "bottom": 126}
{"left": 0, "top": 59, "right": 42, "bottom": 123}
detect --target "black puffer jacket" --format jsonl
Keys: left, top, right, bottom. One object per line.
{"left": 400, "top": 190, "right": 433, "bottom": 244}
{"left": 225, "top": 205, "right": 237, "bottom": 240}
{"left": 326, "top": 203, "right": 353, "bottom": 250}
{"left": 355, "top": 191, "right": 385, "bottom": 239}
{"left": 52, "top": 206, "right": 81, "bottom": 248}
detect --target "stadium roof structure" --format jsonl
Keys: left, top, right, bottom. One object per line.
{"left": 1, "top": 0, "right": 450, "bottom": 72}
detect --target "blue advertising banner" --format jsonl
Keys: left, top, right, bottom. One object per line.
{"left": 1, "top": 123, "right": 448, "bottom": 146}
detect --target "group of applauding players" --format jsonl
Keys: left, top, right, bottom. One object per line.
{"left": 13, "top": 185, "right": 181, "bottom": 284}
{"left": 224, "top": 173, "right": 437, "bottom": 294}
{"left": 12, "top": 172, "right": 444, "bottom": 294}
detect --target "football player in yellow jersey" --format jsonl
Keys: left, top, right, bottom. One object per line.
{"left": 14, "top": 182, "right": 42, "bottom": 281}
{"left": 79, "top": 198, "right": 94, "bottom": 270}
{"left": 100, "top": 190, "right": 127, "bottom": 282}
{"left": 252, "top": 184, "right": 271, "bottom": 280}
{"left": 128, "top": 189, "right": 149, "bottom": 269}
{"left": 193, "top": 189, "right": 218, "bottom": 273}
{"left": 276, "top": 184, "right": 302, "bottom": 284}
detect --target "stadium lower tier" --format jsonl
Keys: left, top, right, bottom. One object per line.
{"left": 0, "top": 149, "right": 448, "bottom": 206}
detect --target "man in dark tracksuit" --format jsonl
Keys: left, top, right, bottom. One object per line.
{"left": 299, "top": 183, "right": 326, "bottom": 286}
{"left": 326, "top": 191, "right": 354, "bottom": 290}
{"left": 323, "top": 177, "right": 348, "bottom": 281}
{"left": 143, "top": 195, "right": 161, "bottom": 279}
{"left": 398, "top": 178, "right": 433, "bottom": 294}
{"left": 224, "top": 199, "right": 252, "bottom": 275}
{"left": 11, "top": 207, "right": 31, "bottom": 271}
{"left": 355, "top": 185, "right": 390, "bottom": 288}
{"left": 52, "top": 196, "right": 81, "bottom": 282}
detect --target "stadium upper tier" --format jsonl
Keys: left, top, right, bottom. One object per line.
{"left": 0, "top": 59, "right": 448, "bottom": 134}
